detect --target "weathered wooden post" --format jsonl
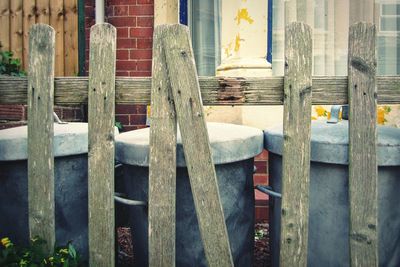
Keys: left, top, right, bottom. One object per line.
{"left": 27, "top": 24, "right": 56, "bottom": 253}
{"left": 280, "top": 22, "right": 312, "bottom": 267}
{"left": 348, "top": 22, "right": 378, "bottom": 267}
{"left": 148, "top": 25, "right": 177, "bottom": 266}
{"left": 88, "top": 23, "right": 117, "bottom": 267}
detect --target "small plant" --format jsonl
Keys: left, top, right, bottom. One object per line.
{"left": 115, "top": 121, "right": 123, "bottom": 131}
{"left": 0, "top": 236, "right": 85, "bottom": 267}
{"left": 255, "top": 229, "right": 266, "bottom": 241}
{"left": 0, "top": 51, "right": 26, "bottom": 77}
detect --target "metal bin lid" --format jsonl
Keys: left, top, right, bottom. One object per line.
{"left": 264, "top": 120, "right": 400, "bottom": 166}
{"left": 115, "top": 122, "right": 264, "bottom": 167}
{"left": 0, "top": 123, "right": 119, "bottom": 161}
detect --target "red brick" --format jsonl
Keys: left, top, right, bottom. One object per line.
{"left": 137, "top": 60, "right": 151, "bottom": 71}
{"left": 137, "top": 38, "right": 152, "bottom": 49}
{"left": 116, "top": 114, "right": 130, "bottom": 125}
{"left": 130, "top": 49, "right": 152, "bottom": 60}
{"left": 117, "top": 49, "right": 130, "bottom": 60}
{"left": 255, "top": 206, "right": 269, "bottom": 222}
{"left": 129, "top": 5, "right": 153, "bottom": 16}
{"left": 130, "top": 114, "right": 147, "bottom": 125}
{"left": 109, "top": 0, "right": 136, "bottom": 5}
{"left": 255, "top": 149, "right": 269, "bottom": 160}
{"left": 117, "top": 27, "right": 129, "bottom": 38}
{"left": 117, "top": 38, "right": 137, "bottom": 49}
{"left": 254, "top": 161, "right": 267, "bottom": 174}
{"left": 253, "top": 174, "right": 268, "bottom": 185}
{"left": 255, "top": 189, "right": 268, "bottom": 205}
{"left": 129, "top": 27, "right": 153, "bottom": 38}
{"left": 116, "top": 60, "right": 137, "bottom": 71}
{"left": 116, "top": 71, "right": 130, "bottom": 76}
{"left": 130, "top": 71, "right": 152, "bottom": 77}
{"left": 108, "top": 17, "right": 136, "bottom": 27}
{"left": 113, "top": 5, "right": 129, "bottom": 16}
{"left": 0, "top": 104, "right": 25, "bottom": 120}
{"left": 137, "top": 0, "right": 153, "bottom": 4}
{"left": 116, "top": 104, "right": 147, "bottom": 114}
{"left": 137, "top": 17, "right": 153, "bottom": 27}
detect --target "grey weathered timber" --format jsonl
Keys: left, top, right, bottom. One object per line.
{"left": 88, "top": 23, "right": 116, "bottom": 267}
{"left": 161, "top": 24, "right": 234, "bottom": 267}
{"left": 148, "top": 25, "right": 177, "bottom": 267}
{"left": 348, "top": 22, "right": 378, "bottom": 267}
{"left": 27, "top": 24, "right": 56, "bottom": 253}
{"left": 280, "top": 22, "right": 312, "bottom": 267}
{"left": 1, "top": 76, "right": 399, "bottom": 105}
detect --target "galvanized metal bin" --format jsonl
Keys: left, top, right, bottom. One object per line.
{"left": 264, "top": 120, "right": 400, "bottom": 267}
{"left": 0, "top": 123, "right": 96, "bottom": 259}
{"left": 115, "top": 122, "right": 263, "bottom": 267}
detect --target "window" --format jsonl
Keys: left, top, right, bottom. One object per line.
{"left": 378, "top": 1, "right": 400, "bottom": 75}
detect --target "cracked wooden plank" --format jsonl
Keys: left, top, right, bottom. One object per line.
{"left": 1, "top": 76, "right": 399, "bottom": 105}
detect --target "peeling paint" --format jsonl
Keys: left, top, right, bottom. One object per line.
{"left": 234, "top": 34, "right": 241, "bottom": 52}
{"left": 235, "top": 8, "right": 254, "bottom": 25}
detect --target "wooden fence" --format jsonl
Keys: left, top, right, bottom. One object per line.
{"left": 1, "top": 21, "right": 400, "bottom": 267}
{"left": 0, "top": 0, "right": 78, "bottom": 76}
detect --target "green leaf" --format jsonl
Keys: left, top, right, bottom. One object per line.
{"left": 68, "top": 244, "right": 76, "bottom": 259}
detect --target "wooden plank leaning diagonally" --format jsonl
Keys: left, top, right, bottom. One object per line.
{"left": 279, "top": 22, "right": 313, "bottom": 267}
{"left": 348, "top": 22, "right": 378, "bottom": 267}
{"left": 88, "top": 23, "right": 116, "bottom": 267}
{"left": 27, "top": 24, "right": 56, "bottom": 253}
{"left": 161, "top": 24, "right": 234, "bottom": 267}
{"left": 148, "top": 25, "right": 177, "bottom": 267}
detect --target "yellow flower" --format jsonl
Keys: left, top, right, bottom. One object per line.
{"left": 377, "top": 106, "right": 391, "bottom": 125}
{"left": 315, "top": 106, "right": 328, "bottom": 117}
{"left": 1, "top": 237, "right": 12, "bottom": 248}
{"left": 59, "top": 248, "right": 69, "bottom": 254}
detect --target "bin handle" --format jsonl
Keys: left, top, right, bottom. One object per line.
{"left": 114, "top": 192, "right": 147, "bottom": 206}
{"left": 53, "top": 112, "right": 68, "bottom": 124}
{"left": 255, "top": 185, "right": 282, "bottom": 199}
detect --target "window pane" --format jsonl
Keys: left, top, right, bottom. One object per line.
{"left": 380, "top": 16, "right": 400, "bottom": 31}
{"left": 381, "top": 4, "right": 400, "bottom": 15}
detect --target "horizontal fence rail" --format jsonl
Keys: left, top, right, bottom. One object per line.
{"left": 0, "top": 76, "right": 399, "bottom": 105}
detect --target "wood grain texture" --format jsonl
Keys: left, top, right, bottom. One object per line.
{"left": 23, "top": 0, "right": 36, "bottom": 70}
{"left": 10, "top": 0, "right": 23, "bottom": 61}
{"left": 36, "top": 0, "right": 50, "bottom": 24}
{"left": 27, "top": 24, "right": 55, "bottom": 253}
{"left": 1, "top": 76, "right": 399, "bottom": 105}
{"left": 50, "top": 0, "right": 65, "bottom": 76}
{"left": 64, "top": 0, "right": 78, "bottom": 75}
{"left": 348, "top": 22, "right": 378, "bottom": 267}
{"left": 0, "top": 0, "right": 10, "bottom": 51}
{"left": 148, "top": 25, "right": 177, "bottom": 267}
{"left": 279, "top": 22, "right": 312, "bottom": 267}
{"left": 162, "top": 24, "right": 234, "bottom": 267}
{"left": 88, "top": 23, "right": 116, "bottom": 267}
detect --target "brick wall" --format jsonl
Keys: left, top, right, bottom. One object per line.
{"left": 0, "top": 104, "right": 84, "bottom": 130}
{"left": 85, "top": 0, "right": 153, "bottom": 132}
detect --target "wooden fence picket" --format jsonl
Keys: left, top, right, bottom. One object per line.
{"left": 148, "top": 25, "right": 177, "bottom": 267}
{"left": 280, "top": 22, "right": 313, "bottom": 267}
{"left": 88, "top": 23, "right": 117, "bottom": 267}
{"left": 348, "top": 22, "right": 378, "bottom": 267}
{"left": 27, "top": 24, "right": 56, "bottom": 253}
{"left": 161, "top": 24, "right": 234, "bottom": 267}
